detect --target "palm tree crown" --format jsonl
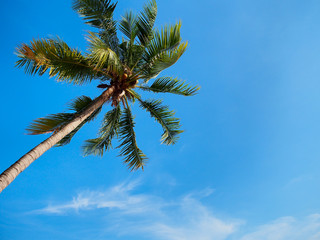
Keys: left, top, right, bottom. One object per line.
{"left": 16, "top": 0, "right": 199, "bottom": 171}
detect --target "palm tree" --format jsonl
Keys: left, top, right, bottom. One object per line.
{"left": 0, "top": 0, "right": 199, "bottom": 193}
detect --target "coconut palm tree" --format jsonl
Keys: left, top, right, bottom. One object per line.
{"left": 0, "top": 0, "right": 199, "bottom": 193}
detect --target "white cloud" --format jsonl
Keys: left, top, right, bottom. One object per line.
{"left": 34, "top": 179, "right": 155, "bottom": 215}
{"left": 33, "top": 180, "right": 320, "bottom": 240}
{"left": 120, "top": 195, "right": 242, "bottom": 240}
{"left": 239, "top": 214, "right": 320, "bottom": 240}
{"left": 34, "top": 180, "right": 241, "bottom": 239}
{"left": 285, "top": 174, "right": 313, "bottom": 188}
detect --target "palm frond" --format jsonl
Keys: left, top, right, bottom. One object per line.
{"left": 136, "top": 0, "right": 157, "bottom": 46}
{"left": 119, "top": 11, "right": 148, "bottom": 68}
{"left": 15, "top": 38, "right": 99, "bottom": 85}
{"left": 119, "top": 11, "right": 138, "bottom": 42}
{"left": 118, "top": 41, "right": 129, "bottom": 63}
{"left": 128, "top": 44, "right": 145, "bottom": 69}
{"left": 138, "top": 77, "right": 199, "bottom": 96}
{"left": 27, "top": 96, "right": 102, "bottom": 146}
{"left": 138, "top": 98, "right": 183, "bottom": 145}
{"left": 126, "top": 89, "right": 141, "bottom": 103}
{"left": 86, "top": 31, "right": 122, "bottom": 73}
{"left": 144, "top": 22, "right": 182, "bottom": 61}
{"left": 56, "top": 121, "right": 86, "bottom": 147}
{"left": 68, "top": 95, "right": 94, "bottom": 112}
{"left": 83, "top": 105, "right": 121, "bottom": 156}
{"left": 99, "top": 25, "right": 120, "bottom": 55}
{"left": 140, "top": 41, "right": 188, "bottom": 80}
{"left": 117, "top": 107, "right": 147, "bottom": 171}
{"left": 72, "top": 0, "right": 117, "bottom": 28}
{"left": 73, "top": 0, "right": 119, "bottom": 54}
{"left": 57, "top": 96, "right": 102, "bottom": 146}
{"left": 26, "top": 113, "right": 74, "bottom": 135}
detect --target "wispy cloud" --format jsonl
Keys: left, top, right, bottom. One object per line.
{"left": 34, "top": 180, "right": 241, "bottom": 239}
{"left": 139, "top": 196, "right": 241, "bottom": 240}
{"left": 285, "top": 174, "right": 313, "bottom": 188}
{"left": 239, "top": 214, "right": 320, "bottom": 240}
{"left": 34, "top": 179, "right": 155, "bottom": 215}
{"left": 32, "top": 180, "right": 320, "bottom": 240}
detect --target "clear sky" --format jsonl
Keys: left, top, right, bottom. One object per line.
{"left": 1, "top": 0, "right": 320, "bottom": 239}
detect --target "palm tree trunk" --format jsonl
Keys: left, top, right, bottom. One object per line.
{"left": 0, "top": 86, "right": 115, "bottom": 193}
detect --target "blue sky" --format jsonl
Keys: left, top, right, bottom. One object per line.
{"left": 1, "top": 0, "right": 320, "bottom": 239}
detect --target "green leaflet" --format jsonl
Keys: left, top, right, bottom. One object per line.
{"left": 117, "top": 107, "right": 147, "bottom": 171}
{"left": 136, "top": 0, "right": 157, "bottom": 46}
{"left": 139, "top": 77, "right": 200, "bottom": 96}
{"left": 72, "top": 0, "right": 117, "bottom": 28}
{"left": 83, "top": 105, "right": 121, "bottom": 156}
{"left": 138, "top": 98, "right": 183, "bottom": 145}
{"left": 27, "top": 96, "right": 101, "bottom": 147}
{"left": 119, "top": 11, "right": 138, "bottom": 42}
{"left": 15, "top": 38, "right": 98, "bottom": 85}
{"left": 143, "top": 22, "right": 182, "bottom": 62}
{"left": 26, "top": 113, "right": 74, "bottom": 135}
{"left": 86, "top": 31, "right": 122, "bottom": 73}
{"left": 140, "top": 42, "right": 188, "bottom": 80}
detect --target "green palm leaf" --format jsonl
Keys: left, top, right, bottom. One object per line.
{"left": 119, "top": 11, "right": 138, "bottom": 42}
{"left": 56, "top": 96, "right": 103, "bottom": 146}
{"left": 136, "top": 0, "right": 157, "bottom": 46}
{"left": 126, "top": 89, "right": 141, "bottom": 103}
{"left": 83, "top": 105, "right": 121, "bottom": 156}
{"left": 138, "top": 99, "right": 183, "bottom": 145}
{"left": 98, "top": 25, "right": 119, "bottom": 55}
{"left": 27, "top": 96, "right": 101, "bottom": 146}
{"left": 26, "top": 113, "right": 74, "bottom": 135}
{"left": 86, "top": 31, "right": 122, "bottom": 73}
{"left": 140, "top": 42, "right": 188, "bottom": 80}
{"left": 56, "top": 121, "right": 86, "bottom": 147}
{"left": 118, "top": 107, "right": 147, "bottom": 171}
{"left": 138, "top": 77, "right": 200, "bottom": 96}
{"left": 119, "top": 42, "right": 145, "bottom": 69}
{"left": 67, "top": 96, "right": 95, "bottom": 112}
{"left": 15, "top": 38, "right": 99, "bottom": 85}
{"left": 72, "top": 0, "right": 117, "bottom": 28}
{"left": 144, "top": 22, "right": 182, "bottom": 62}
{"left": 119, "top": 11, "right": 147, "bottom": 68}
{"left": 73, "top": 0, "right": 119, "bottom": 53}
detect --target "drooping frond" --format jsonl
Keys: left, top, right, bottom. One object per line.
{"left": 117, "top": 107, "right": 147, "bottom": 171}
{"left": 71, "top": 95, "right": 101, "bottom": 115}
{"left": 27, "top": 96, "right": 102, "bottom": 146}
{"left": 140, "top": 41, "right": 188, "bottom": 80}
{"left": 68, "top": 96, "right": 93, "bottom": 112}
{"left": 138, "top": 99, "right": 183, "bottom": 145}
{"left": 138, "top": 77, "right": 200, "bottom": 96}
{"left": 73, "top": 0, "right": 119, "bottom": 53}
{"left": 86, "top": 31, "right": 122, "bottom": 73}
{"left": 15, "top": 38, "right": 99, "bottom": 85}
{"left": 83, "top": 105, "right": 121, "bottom": 156}
{"left": 72, "top": 0, "right": 117, "bottom": 28}
{"left": 26, "top": 113, "right": 73, "bottom": 135}
{"left": 58, "top": 96, "right": 103, "bottom": 146}
{"left": 56, "top": 121, "right": 86, "bottom": 147}
{"left": 136, "top": 0, "right": 157, "bottom": 46}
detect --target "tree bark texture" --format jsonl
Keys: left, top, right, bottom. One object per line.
{"left": 0, "top": 86, "right": 115, "bottom": 193}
